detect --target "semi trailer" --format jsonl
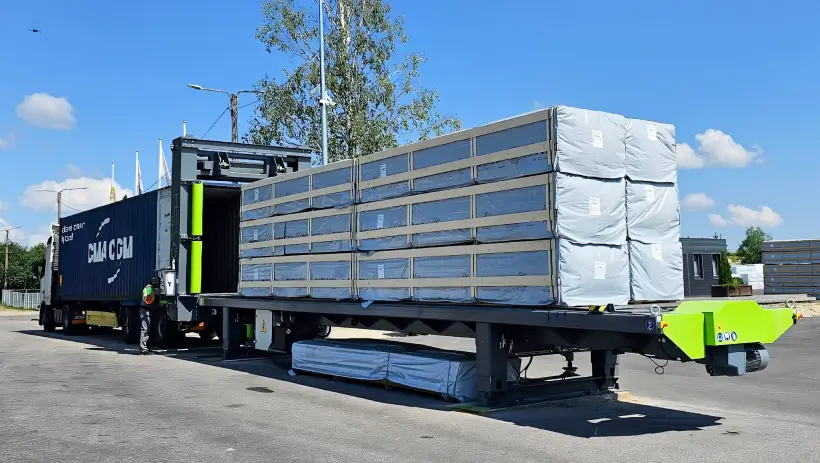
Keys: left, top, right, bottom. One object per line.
{"left": 37, "top": 134, "right": 801, "bottom": 407}
{"left": 36, "top": 137, "right": 312, "bottom": 346}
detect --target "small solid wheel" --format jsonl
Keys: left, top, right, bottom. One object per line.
{"left": 122, "top": 308, "right": 140, "bottom": 344}
{"left": 41, "top": 305, "right": 56, "bottom": 332}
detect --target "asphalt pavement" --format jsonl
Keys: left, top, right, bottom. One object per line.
{"left": 0, "top": 310, "right": 818, "bottom": 463}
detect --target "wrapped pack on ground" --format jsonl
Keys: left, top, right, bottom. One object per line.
{"left": 553, "top": 105, "right": 627, "bottom": 179}
{"left": 628, "top": 241, "right": 684, "bottom": 302}
{"left": 291, "top": 339, "right": 521, "bottom": 402}
{"left": 625, "top": 180, "right": 680, "bottom": 243}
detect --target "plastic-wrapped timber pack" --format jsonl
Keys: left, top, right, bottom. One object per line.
{"left": 624, "top": 119, "right": 684, "bottom": 302}
{"left": 237, "top": 105, "right": 682, "bottom": 306}
{"left": 238, "top": 160, "right": 356, "bottom": 297}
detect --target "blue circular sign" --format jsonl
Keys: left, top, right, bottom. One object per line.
{"left": 717, "top": 332, "right": 724, "bottom": 343}
{"left": 730, "top": 331, "right": 738, "bottom": 341}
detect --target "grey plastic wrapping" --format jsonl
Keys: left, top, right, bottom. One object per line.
{"left": 274, "top": 219, "right": 310, "bottom": 240}
{"left": 360, "top": 154, "right": 411, "bottom": 203}
{"left": 625, "top": 119, "right": 677, "bottom": 183}
{"left": 241, "top": 263, "right": 273, "bottom": 282}
{"left": 411, "top": 197, "right": 472, "bottom": 247}
{"left": 311, "top": 214, "right": 351, "bottom": 236}
{"left": 625, "top": 180, "right": 681, "bottom": 243}
{"left": 242, "top": 184, "right": 273, "bottom": 206}
{"left": 360, "top": 182, "right": 411, "bottom": 203}
{"left": 475, "top": 250, "right": 554, "bottom": 305}
{"left": 554, "top": 173, "right": 627, "bottom": 245}
{"left": 358, "top": 258, "right": 410, "bottom": 301}
{"left": 476, "top": 152, "right": 552, "bottom": 184}
{"left": 290, "top": 339, "right": 521, "bottom": 402}
{"left": 275, "top": 262, "right": 308, "bottom": 281}
{"left": 241, "top": 223, "right": 273, "bottom": 244}
{"left": 275, "top": 176, "right": 310, "bottom": 198}
{"left": 475, "top": 185, "right": 552, "bottom": 243}
{"left": 628, "top": 241, "right": 684, "bottom": 302}
{"left": 476, "top": 120, "right": 548, "bottom": 156}
{"left": 274, "top": 287, "right": 308, "bottom": 298}
{"left": 274, "top": 198, "right": 311, "bottom": 215}
{"left": 240, "top": 247, "right": 274, "bottom": 258}
{"left": 556, "top": 240, "right": 630, "bottom": 306}
{"left": 312, "top": 191, "right": 353, "bottom": 209}
{"left": 241, "top": 206, "right": 273, "bottom": 222}
{"left": 411, "top": 254, "right": 473, "bottom": 302}
{"left": 358, "top": 206, "right": 410, "bottom": 251}
{"left": 312, "top": 166, "right": 352, "bottom": 190}
{"left": 554, "top": 105, "right": 627, "bottom": 179}
{"left": 240, "top": 287, "right": 271, "bottom": 297}
{"left": 312, "top": 240, "right": 353, "bottom": 253}
{"left": 412, "top": 140, "right": 473, "bottom": 193}
{"left": 309, "top": 260, "right": 353, "bottom": 300}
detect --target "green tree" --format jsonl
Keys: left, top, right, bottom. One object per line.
{"left": 735, "top": 226, "right": 772, "bottom": 264}
{"left": 718, "top": 250, "right": 733, "bottom": 285}
{"left": 247, "top": 0, "right": 461, "bottom": 162}
{"left": 0, "top": 242, "right": 45, "bottom": 289}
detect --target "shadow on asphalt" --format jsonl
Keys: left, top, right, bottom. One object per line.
{"left": 17, "top": 328, "right": 723, "bottom": 438}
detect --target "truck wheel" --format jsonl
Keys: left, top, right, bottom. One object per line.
{"left": 122, "top": 308, "right": 140, "bottom": 345}
{"left": 61, "top": 306, "right": 77, "bottom": 335}
{"left": 152, "top": 311, "right": 177, "bottom": 349}
{"left": 41, "top": 304, "right": 56, "bottom": 332}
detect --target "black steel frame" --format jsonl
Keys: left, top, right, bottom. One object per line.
{"left": 206, "top": 297, "right": 684, "bottom": 406}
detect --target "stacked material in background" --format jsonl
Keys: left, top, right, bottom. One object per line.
{"left": 624, "top": 119, "right": 684, "bottom": 302}
{"left": 238, "top": 105, "right": 683, "bottom": 307}
{"left": 763, "top": 240, "right": 820, "bottom": 298}
{"left": 732, "top": 263, "right": 765, "bottom": 292}
{"left": 291, "top": 338, "right": 521, "bottom": 402}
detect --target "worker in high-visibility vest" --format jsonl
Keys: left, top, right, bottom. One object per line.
{"left": 138, "top": 277, "right": 160, "bottom": 355}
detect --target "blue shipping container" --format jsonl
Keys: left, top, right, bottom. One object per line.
{"left": 58, "top": 191, "right": 160, "bottom": 301}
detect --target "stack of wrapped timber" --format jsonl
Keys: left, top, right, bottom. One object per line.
{"left": 763, "top": 240, "right": 820, "bottom": 298}
{"left": 624, "top": 120, "right": 684, "bottom": 302}
{"left": 238, "top": 105, "right": 683, "bottom": 307}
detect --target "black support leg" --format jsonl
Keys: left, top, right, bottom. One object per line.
{"left": 222, "top": 307, "right": 244, "bottom": 360}
{"left": 475, "top": 323, "right": 509, "bottom": 406}
{"left": 590, "top": 350, "right": 619, "bottom": 390}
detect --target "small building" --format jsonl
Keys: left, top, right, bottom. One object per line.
{"left": 681, "top": 238, "right": 727, "bottom": 297}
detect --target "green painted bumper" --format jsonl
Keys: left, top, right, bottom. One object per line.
{"left": 660, "top": 300, "right": 797, "bottom": 360}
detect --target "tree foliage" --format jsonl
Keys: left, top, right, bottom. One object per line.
{"left": 736, "top": 226, "right": 772, "bottom": 264}
{"left": 247, "top": 0, "right": 461, "bottom": 162}
{"left": 718, "top": 250, "right": 733, "bottom": 286}
{"left": 0, "top": 242, "right": 45, "bottom": 289}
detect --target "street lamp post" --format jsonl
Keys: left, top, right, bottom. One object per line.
{"left": 187, "top": 84, "right": 255, "bottom": 142}
{"left": 2, "top": 226, "right": 21, "bottom": 290}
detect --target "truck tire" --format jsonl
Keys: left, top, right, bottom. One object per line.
{"left": 61, "top": 306, "right": 77, "bottom": 336}
{"left": 41, "top": 304, "right": 56, "bottom": 332}
{"left": 122, "top": 308, "right": 140, "bottom": 345}
{"left": 152, "top": 310, "right": 177, "bottom": 349}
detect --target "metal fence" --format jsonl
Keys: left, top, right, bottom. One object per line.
{"left": 2, "top": 290, "right": 41, "bottom": 310}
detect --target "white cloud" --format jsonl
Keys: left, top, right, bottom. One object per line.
{"left": 0, "top": 138, "right": 8, "bottom": 149}
{"left": 678, "top": 129, "right": 762, "bottom": 169}
{"left": 727, "top": 204, "right": 783, "bottom": 228}
{"left": 16, "top": 93, "right": 77, "bottom": 130}
{"left": 680, "top": 193, "right": 715, "bottom": 211}
{"left": 0, "top": 201, "right": 7, "bottom": 215}
{"left": 59, "top": 164, "right": 85, "bottom": 179}
{"left": 708, "top": 214, "right": 728, "bottom": 227}
{"left": 20, "top": 176, "right": 134, "bottom": 216}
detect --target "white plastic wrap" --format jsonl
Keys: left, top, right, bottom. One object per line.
{"left": 475, "top": 184, "right": 553, "bottom": 243}
{"left": 360, "top": 154, "right": 411, "bottom": 203}
{"left": 625, "top": 180, "right": 681, "bottom": 244}
{"left": 554, "top": 173, "right": 626, "bottom": 245}
{"left": 628, "top": 241, "right": 684, "bottom": 302}
{"left": 556, "top": 240, "right": 630, "bottom": 306}
{"left": 291, "top": 339, "right": 521, "bottom": 402}
{"left": 625, "top": 119, "right": 677, "bottom": 183}
{"left": 554, "top": 106, "right": 627, "bottom": 179}
{"left": 475, "top": 250, "right": 554, "bottom": 305}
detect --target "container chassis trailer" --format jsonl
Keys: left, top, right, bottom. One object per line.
{"left": 200, "top": 294, "right": 799, "bottom": 406}
{"left": 37, "top": 137, "right": 313, "bottom": 347}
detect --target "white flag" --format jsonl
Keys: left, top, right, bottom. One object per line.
{"left": 135, "top": 150, "right": 144, "bottom": 195}
{"left": 159, "top": 138, "right": 171, "bottom": 187}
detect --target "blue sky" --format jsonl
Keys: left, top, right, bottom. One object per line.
{"left": 0, "top": 0, "right": 817, "bottom": 248}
